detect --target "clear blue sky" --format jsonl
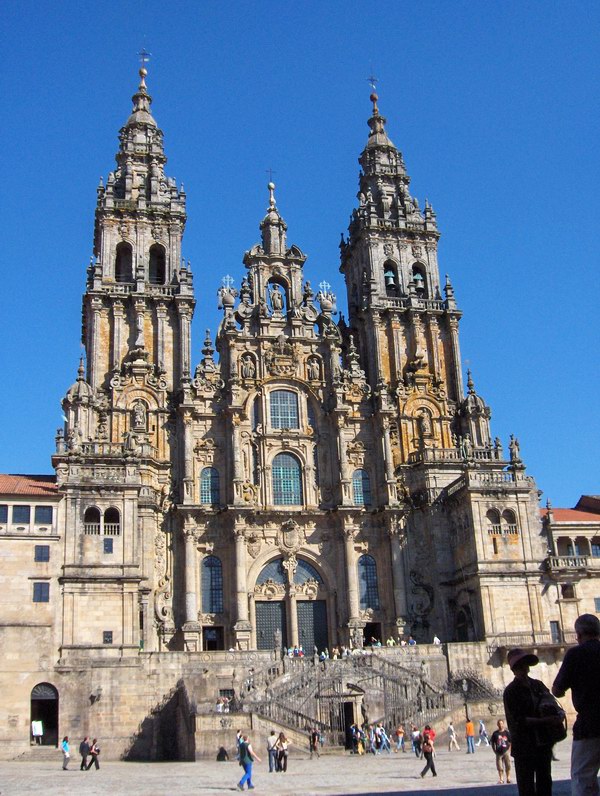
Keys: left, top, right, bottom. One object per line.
{"left": 1, "top": 1, "right": 598, "bottom": 507}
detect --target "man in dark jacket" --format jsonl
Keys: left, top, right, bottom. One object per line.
{"left": 79, "top": 736, "right": 90, "bottom": 771}
{"left": 503, "top": 648, "right": 563, "bottom": 795}
{"left": 552, "top": 613, "right": 600, "bottom": 796}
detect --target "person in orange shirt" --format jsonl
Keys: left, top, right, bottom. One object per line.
{"left": 465, "top": 719, "right": 476, "bottom": 754}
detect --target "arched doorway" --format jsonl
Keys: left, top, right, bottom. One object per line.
{"left": 30, "top": 683, "right": 58, "bottom": 746}
{"left": 254, "top": 557, "right": 329, "bottom": 653}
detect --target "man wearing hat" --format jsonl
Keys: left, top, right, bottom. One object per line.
{"left": 503, "top": 648, "right": 561, "bottom": 795}
{"left": 552, "top": 613, "right": 600, "bottom": 796}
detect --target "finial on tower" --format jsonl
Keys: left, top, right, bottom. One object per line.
{"left": 268, "top": 181, "right": 276, "bottom": 209}
{"left": 137, "top": 48, "right": 152, "bottom": 90}
{"left": 466, "top": 369, "right": 475, "bottom": 393}
{"left": 367, "top": 73, "right": 379, "bottom": 115}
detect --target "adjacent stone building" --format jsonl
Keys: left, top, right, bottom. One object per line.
{"left": 1, "top": 68, "right": 598, "bottom": 758}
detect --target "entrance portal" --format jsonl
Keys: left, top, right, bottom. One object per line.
{"left": 202, "top": 626, "right": 224, "bottom": 651}
{"left": 30, "top": 683, "right": 58, "bottom": 746}
{"left": 256, "top": 601, "right": 288, "bottom": 650}
{"left": 363, "top": 622, "right": 382, "bottom": 646}
{"left": 297, "top": 600, "right": 328, "bottom": 654}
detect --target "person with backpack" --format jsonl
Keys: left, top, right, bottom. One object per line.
{"left": 237, "top": 734, "right": 261, "bottom": 791}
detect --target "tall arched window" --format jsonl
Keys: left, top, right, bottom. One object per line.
{"left": 201, "top": 556, "right": 224, "bottom": 613}
{"left": 352, "top": 469, "right": 372, "bottom": 507}
{"left": 486, "top": 509, "right": 501, "bottom": 535}
{"left": 257, "top": 558, "right": 286, "bottom": 584}
{"left": 104, "top": 507, "right": 121, "bottom": 536}
{"left": 412, "top": 264, "right": 427, "bottom": 297}
{"left": 272, "top": 453, "right": 302, "bottom": 505}
{"left": 294, "top": 559, "right": 322, "bottom": 584}
{"left": 270, "top": 390, "right": 299, "bottom": 429}
{"left": 384, "top": 260, "right": 398, "bottom": 294}
{"left": 83, "top": 507, "right": 101, "bottom": 535}
{"left": 501, "top": 509, "right": 518, "bottom": 535}
{"left": 115, "top": 242, "right": 133, "bottom": 282}
{"left": 358, "top": 554, "right": 380, "bottom": 610}
{"left": 200, "top": 467, "right": 220, "bottom": 505}
{"left": 149, "top": 244, "right": 166, "bottom": 285}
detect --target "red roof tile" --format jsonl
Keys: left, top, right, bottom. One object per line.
{"left": 540, "top": 507, "right": 600, "bottom": 523}
{"left": 0, "top": 474, "right": 58, "bottom": 497}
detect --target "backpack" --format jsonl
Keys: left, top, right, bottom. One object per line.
{"left": 533, "top": 684, "right": 568, "bottom": 746}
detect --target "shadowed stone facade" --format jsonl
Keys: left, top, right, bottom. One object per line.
{"left": 1, "top": 69, "right": 598, "bottom": 760}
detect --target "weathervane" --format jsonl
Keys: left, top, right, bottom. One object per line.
{"left": 138, "top": 48, "right": 152, "bottom": 69}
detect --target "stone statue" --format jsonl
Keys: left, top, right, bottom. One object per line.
{"left": 269, "top": 283, "right": 284, "bottom": 312}
{"left": 241, "top": 357, "right": 255, "bottom": 379}
{"left": 132, "top": 401, "right": 146, "bottom": 430}
{"left": 307, "top": 358, "right": 320, "bottom": 381}
{"left": 509, "top": 434, "right": 521, "bottom": 462}
{"left": 417, "top": 410, "right": 432, "bottom": 436}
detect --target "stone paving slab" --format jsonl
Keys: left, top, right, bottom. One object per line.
{"left": 0, "top": 742, "right": 573, "bottom": 795}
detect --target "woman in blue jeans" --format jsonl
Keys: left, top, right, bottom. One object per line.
{"left": 237, "top": 734, "right": 261, "bottom": 791}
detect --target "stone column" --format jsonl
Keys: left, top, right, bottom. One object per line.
{"left": 156, "top": 301, "right": 167, "bottom": 374}
{"left": 448, "top": 316, "right": 464, "bottom": 400}
{"left": 182, "top": 414, "right": 193, "bottom": 503}
{"left": 336, "top": 416, "right": 351, "bottom": 505}
{"left": 289, "top": 589, "right": 299, "bottom": 649}
{"left": 344, "top": 527, "right": 360, "bottom": 621}
{"left": 233, "top": 526, "right": 252, "bottom": 649}
{"left": 178, "top": 302, "right": 192, "bottom": 380}
{"left": 184, "top": 528, "right": 197, "bottom": 623}
{"left": 90, "top": 297, "right": 103, "bottom": 389}
{"left": 112, "top": 300, "right": 124, "bottom": 371}
{"left": 388, "top": 521, "right": 409, "bottom": 632}
{"left": 232, "top": 414, "right": 244, "bottom": 504}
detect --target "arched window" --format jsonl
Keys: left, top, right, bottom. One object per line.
{"left": 501, "top": 509, "right": 518, "bottom": 535}
{"left": 149, "top": 244, "right": 166, "bottom": 285}
{"left": 272, "top": 453, "right": 302, "bottom": 505}
{"left": 115, "top": 242, "right": 133, "bottom": 283}
{"left": 294, "top": 559, "right": 322, "bottom": 584}
{"left": 104, "top": 507, "right": 120, "bottom": 536}
{"left": 200, "top": 467, "right": 220, "bottom": 505}
{"left": 486, "top": 509, "right": 501, "bottom": 535}
{"left": 383, "top": 260, "right": 398, "bottom": 294}
{"left": 358, "top": 554, "right": 380, "bottom": 610}
{"left": 270, "top": 390, "right": 299, "bottom": 429}
{"left": 412, "top": 264, "right": 427, "bottom": 297}
{"left": 83, "top": 507, "right": 101, "bottom": 535}
{"left": 201, "top": 556, "right": 224, "bottom": 613}
{"left": 252, "top": 398, "right": 261, "bottom": 431}
{"left": 257, "top": 558, "right": 286, "bottom": 585}
{"left": 352, "top": 469, "right": 372, "bottom": 507}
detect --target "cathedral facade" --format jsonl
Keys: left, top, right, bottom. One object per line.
{"left": 2, "top": 67, "right": 598, "bottom": 758}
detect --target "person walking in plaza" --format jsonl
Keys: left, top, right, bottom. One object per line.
{"left": 61, "top": 736, "right": 70, "bottom": 770}
{"left": 411, "top": 724, "right": 422, "bottom": 757}
{"left": 79, "top": 736, "right": 90, "bottom": 770}
{"left": 237, "top": 734, "right": 261, "bottom": 790}
{"left": 448, "top": 721, "right": 460, "bottom": 751}
{"left": 465, "top": 718, "right": 476, "bottom": 754}
{"left": 477, "top": 719, "right": 490, "bottom": 746}
{"left": 266, "top": 730, "right": 278, "bottom": 772}
{"left": 309, "top": 728, "right": 320, "bottom": 759}
{"left": 86, "top": 738, "right": 100, "bottom": 770}
{"left": 395, "top": 724, "right": 406, "bottom": 752}
{"left": 552, "top": 613, "right": 600, "bottom": 796}
{"left": 420, "top": 729, "right": 437, "bottom": 778}
{"left": 490, "top": 719, "right": 512, "bottom": 784}
{"left": 275, "top": 732, "right": 289, "bottom": 772}
{"left": 504, "top": 647, "right": 562, "bottom": 796}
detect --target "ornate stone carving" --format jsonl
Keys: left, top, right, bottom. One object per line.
{"left": 278, "top": 518, "right": 303, "bottom": 553}
{"left": 346, "top": 440, "right": 366, "bottom": 467}
{"left": 194, "top": 437, "right": 218, "bottom": 464}
{"left": 254, "top": 580, "right": 286, "bottom": 599}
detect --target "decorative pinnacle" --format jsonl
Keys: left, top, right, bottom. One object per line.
{"left": 137, "top": 48, "right": 151, "bottom": 89}
{"left": 77, "top": 356, "right": 85, "bottom": 381}
{"left": 467, "top": 369, "right": 475, "bottom": 393}
{"left": 268, "top": 181, "right": 276, "bottom": 209}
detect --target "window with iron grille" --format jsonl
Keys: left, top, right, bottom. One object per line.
{"left": 352, "top": 469, "right": 372, "bottom": 506}
{"left": 270, "top": 390, "right": 299, "bottom": 429}
{"left": 200, "top": 467, "right": 220, "bottom": 505}
{"left": 103, "top": 631, "right": 113, "bottom": 644}
{"left": 0, "top": 505, "right": 7, "bottom": 523}
{"left": 13, "top": 505, "right": 30, "bottom": 524}
{"left": 34, "top": 506, "right": 53, "bottom": 524}
{"left": 103, "top": 538, "right": 114, "bottom": 554}
{"left": 201, "top": 556, "right": 224, "bottom": 613}
{"left": 272, "top": 453, "right": 302, "bottom": 505}
{"left": 257, "top": 558, "right": 286, "bottom": 584}
{"left": 358, "top": 554, "right": 380, "bottom": 610}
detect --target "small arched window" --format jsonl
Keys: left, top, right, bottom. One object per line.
{"left": 201, "top": 556, "right": 224, "bottom": 613}
{"left": 352, "top": 469, "right": 372, "bottom": 507}
{"left": 200, "top": 467, "right": 220, "bottom": 506}
{"left": 358, "top": 554, "right": 380, "bottom": 610}
{"left": 486, "top": 509, "right": 501, "bottom": 535}
{"left": 104, "top": 507, "right": 121, "bottom": 536}
{"left": 501, "top": 509, "right": 518, "bottom": 535}
{"left": 384, "top": 260, "right": 398, "bottom": 294}
{"left": 272, "top": 453, "right": 302, "bottom": 505}
{"left": 83, "top": 507, "right": 101, "bottom": 535}
{"left": 149, "top": 244, "right": 166, "bottom": 285}
{"left": 115, "top": 242, "right": 133, "bottom": 283}
{"left": 252, "top": 397, "right": 261, "bottom": 431}
{"left": 270, "top": 390, "right": 299, "bottom": 429}
{"left": 412, "top": 264, "right": 427, "bottom": 297}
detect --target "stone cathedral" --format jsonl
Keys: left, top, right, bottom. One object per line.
{"left": 2, "top": 67, "right": 598, "bottom": 759}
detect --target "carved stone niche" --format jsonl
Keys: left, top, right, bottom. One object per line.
{"left": 254, "top": 580, "right": 286, "bottom": 600}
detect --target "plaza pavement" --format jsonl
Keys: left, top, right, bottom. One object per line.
{"left": 0, "top": 740, "right": 574, "bottom": 795}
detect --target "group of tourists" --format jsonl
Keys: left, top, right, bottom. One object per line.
{"left": 59, "top": 735, "right": 100, "bottom": 771}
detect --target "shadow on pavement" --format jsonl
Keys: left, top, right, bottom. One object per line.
{"left": 337, "top": 778, "right": 572, "bottom": 795}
